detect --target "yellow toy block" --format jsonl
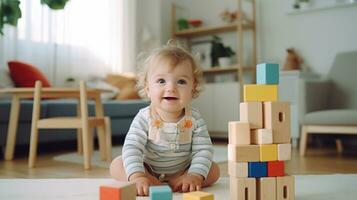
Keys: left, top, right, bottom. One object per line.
{"left": 183, "top": 191, "right": 214, "bottom": 200}
{"left": 230, "top": 177, "right": 256, "bottom": 200}
{"left": 100, "top": 181, "right": 136, "bottom": 200}
{"left": 239, "top": 102, "right": 263, "bottom": 129}
{"left": 276, "top": 176, "right": 295, "bottom": 200}
{"left": 228, "top": 144, "right": 260, "bottom": 162}
{"left": 251, "top": 129, "right": 273, "bottom": 144}
{"left": 260, "top": 144, "right": 278, "bottom": 161}
{"left": 243, "top": 84, "right": 278, "bottom": 102}
{"left": 257, "top": 177, "right": 276, "bottom": 200}
{"left": 228, "top": 121, "right": 250, "bottom": 145}
{"left": 228, "top": 161, "right": 248, "bottom": 178}
{"left": 277, "top": 143, "right": 291, "bottom": 161}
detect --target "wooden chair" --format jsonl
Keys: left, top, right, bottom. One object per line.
{"left": 28, "top": 80, "right": 112, "bottom": 169}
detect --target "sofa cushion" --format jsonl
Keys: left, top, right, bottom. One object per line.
{"left": 0, "top": 100, "right": 48, "bottom": 123}
{"left": 103, "top": 100, "right": 149, "bottom": 117}
{"left": 8, "top": 61, "right": 51, "bottom": 87}
{"left": 303, "top": 109, "right": 357, "bottom": 125}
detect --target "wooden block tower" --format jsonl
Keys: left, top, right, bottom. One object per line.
{"left": 228, "top": 63, "right": 295, "bottom": 200}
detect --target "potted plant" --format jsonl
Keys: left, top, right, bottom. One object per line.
{"left": 210, "top": 36, "right": 236, "bottom": 67}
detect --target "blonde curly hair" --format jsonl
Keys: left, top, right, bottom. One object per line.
{"left": 136, "top": 42, "right": 203, "bottom": 99}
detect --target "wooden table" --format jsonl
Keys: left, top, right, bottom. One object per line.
{"left": 0, "top": 87, "right": 106, "bottom": 160}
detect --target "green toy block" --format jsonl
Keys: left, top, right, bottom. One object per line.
{"left": 149, "top": 185, "right": 172, "bottom": 200}
{"left": 256, "top": 63, "right": 279, "bottom": 84}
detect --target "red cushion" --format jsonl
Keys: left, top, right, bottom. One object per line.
{"left": 8, "top": 61, "right": 51, "bottom": 87}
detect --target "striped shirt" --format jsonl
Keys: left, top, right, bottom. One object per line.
{"left": 122, "top": 106, "right": 213, "bottom": 180}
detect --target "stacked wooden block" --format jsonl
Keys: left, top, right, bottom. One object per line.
{"left": 228, "top": 63, "right": 295, "bottom": 200}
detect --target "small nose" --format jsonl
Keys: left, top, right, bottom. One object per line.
{"left": 166, "top": 82, "right": 177, "bottom": 93}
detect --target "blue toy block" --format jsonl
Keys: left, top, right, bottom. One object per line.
{"left": 149, "top": 185, "right": 172, "bottom": 200}
{"left": 248, "top": 162, "right": 267, "bottom": 178}
{"left": 256, "top": 63, "right": 279, "bottom": 84}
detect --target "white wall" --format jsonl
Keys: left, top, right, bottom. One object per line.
{"left": 257, "top": 0, "right": 357, "bottom": 75}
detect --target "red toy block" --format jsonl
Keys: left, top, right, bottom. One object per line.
{"left": 267, "top": 161, "right": 285, "bottom": 177}
{"left": 100, "top": 181, "right": 136, "bottom": 200}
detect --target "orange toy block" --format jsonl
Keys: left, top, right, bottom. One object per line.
{"left": 230, "top": 177, "right": 256, "bottom": 200}
{"left": 243, "top": 84, "right": 278, "bottom": 102}
{"left": 267, "top": 161, "right": 285, "bottom": 177}
{"left": 276, "top": 176, "right": 295, "bottom": 200}
{"left": 228, "top": 144, "right": 260, "bottom": 162}
{"left": 260, "top": 144, "right": 278, "bottom": 161}
{"left": 100, "top": 181, "right": 136, "bottom": 200}
{"left": 251, "top": 129, "right": 273, "bottom": 144}
{"left": 277, "top": 143, "right": 291, "bottom": 161}
{"left": 183, "top": 191, "right": 214, "bottom": 200}
{"left": 257, "top": 177, "right": 276, "bottom": 200}
{"left": 228, "top": 121, "right": 250, "bottom": 145}
{"left": 228, "top": 161, "right": 248, "bottom": 178}
{"left": 263, "top": 102, "right": 291, "bottom": 144}
{"left": 239, "top": 102, "right": 263, "bottom": 129}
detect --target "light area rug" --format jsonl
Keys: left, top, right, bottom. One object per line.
{"left": 0, "top": 174, "right": 357, "bottom": 200}
{"left": 53, "top": 145, "right": 228, "bottom": 168}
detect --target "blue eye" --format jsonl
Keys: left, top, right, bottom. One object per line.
{"left": 157, "top": 78, "right": 165, "bottom": 84}
{"left": 177, "top": 79, "right": 187, "bottom": 85}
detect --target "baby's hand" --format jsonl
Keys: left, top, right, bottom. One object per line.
{"left": 170, "top": 173, "right": 204, "bottom": 193}
{"left": 129, "top": 172, "right": 161, "bottom": 196}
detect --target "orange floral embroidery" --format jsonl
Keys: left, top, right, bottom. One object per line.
{"left": 183, "top": 119, "right": 193, "bottom": 129}
{"left": 152, "top": 119, "right": 162, "bottom": 128}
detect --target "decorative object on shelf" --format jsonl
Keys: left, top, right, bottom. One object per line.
{"left": 188, "top": 19, "right": 203, "bottom": 28}
{"left": 0, "top": 0, "right": 69, "bottom": 35}
{"left": 220, "top": 9, "right": 246, "bottom": 23}
{"left": 210, "top": 36, "right": 236, "bottom": 67}
{"left": 293, "top": 0, "right": 312, "bottom": 10}
{"left": 65, "top": 77, "right": 76, "bottom": 87}
{"left": 283, "top": 48, "right": 303, "bottom": 71}
{"left": 177, "top": 18, "right": 189, "bottom": 31}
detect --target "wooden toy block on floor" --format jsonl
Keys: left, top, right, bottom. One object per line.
{"left": 267, "top": 161, "right": 285, "bottom": 177}
{"left": 99, "top": 181, "right": 136, "bottom": 200}
{"left": 251, "top": 129, "right": 273, "bottom": 144}
{"left": 149, "top": 185, "right": 172, "bottom": 200}
{"left": 239, "top": 102, "right": 263, "bottom": 129}
{"left": 256, "top": 63, "right": 279, "bottom": 84}
{"left": 228, "top": 144, "right": 260, "bottom": 162}
{"left": 228, "top": 121, "right": 250, "bottom": 145}
{"left": 263, "top": 102, "right": 291, "bottom": 144}
{"left": 230, "top": 177, "right": 256, "bottom": 200}
{"left": 244, "top": 85, "right": 278, "bottom": 102}
{"left": 228, "top": 161, "right": 248, "bottom": 178}
{"left": 248, "top": 162, "right": 267, "bottom": 178}
{"left": 276, "top": 176, "right": 295, "bottom": 200}
{"left": 277, "top": 143, "right": 291, "bottom": 161}
{"left": 183, "top": 191, "right": 214, "bottom": 200}
{"left": 260, "top": 144, "right": 278, "bottom": 161}
{"left": 257, "top": 177, "right": 276, "bottom": 200}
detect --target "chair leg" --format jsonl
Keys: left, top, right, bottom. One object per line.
{"left": 336, "top": 139, "right": 344, "bottom": 154}
{"left": 28, "top": 126, "right": 39, "bottom": 168}
{"left": 299, "top": 126, "right": 309, "bottom": 156}
{"left": 105, "top": 117, "right": 112, "bottom": 162}
{"left": 29, "top": 81, "right": 42, "bottom": 168}
{"left": 97, "top": 124, "right": 107, "bottom": 161}
{"left": 82, "top": 125, "right": 91, "bottom": 170}
{"left": 77, "top": 129, "right": 83, "bottom": 155}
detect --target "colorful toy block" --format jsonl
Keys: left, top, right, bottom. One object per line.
{"left": 256, "top": 63, "right": 279, "bottom": 84}
{"left": 228, "top": 161, "right": 248, "bottom": 178}
{"left": 230, "top": 177, "right": 256, "bottom": 200}
{"left": 99, "top": 181, "right": 136, "bottom": 200}
{"left": 277, "top": 143, "right": 291, "bottom": 161}
{"left": 257, "top": 177, "right": 276, "bottom": 200}
{"left": 260, "top": 144, "right": 278, "bottom": 161}
{"left": 228, "top": 144, "right": 260, "bottom": 162}
{"left": 228, "top": 121, "right": 251, "bottom": 145}
{"left": 239, "top": 102, "right": 263, "bottom": 129}
{"left": 263, "top": 102, "right": 291, "bottom": 144}
{"left": 267, "top": 161, "right": 285, "bottom": 177}
{"left": 251, "top": 129, "right": 273, "bottom": 144}
{"left": 276, "top": 176, "right": 295, "bottom": 200}
{"left": 248, "top": 162, "right": 267, "bottom": 178}
{"left": 149, "top": 185, "right": 172, "bottom": 200}
{"left": 183, "top": 191, "right": 214, "bottom": 200}
{"left": 243, "top": 85, "right": 278, "bottom": 102}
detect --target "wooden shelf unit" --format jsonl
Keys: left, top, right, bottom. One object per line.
{"left": 171, "top": 0, "right": 257, "bottom": 99}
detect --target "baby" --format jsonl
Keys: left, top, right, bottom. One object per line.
{"left": 109, "top": 43, "right": 220, "bottom": 196}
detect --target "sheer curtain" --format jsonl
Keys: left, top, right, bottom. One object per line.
{"left": 0, "top": 0, "right": 136, "bottom": 86}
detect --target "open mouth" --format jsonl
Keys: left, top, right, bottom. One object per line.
{"left": 163, "top": 97, "right": 178, "bottom": 100}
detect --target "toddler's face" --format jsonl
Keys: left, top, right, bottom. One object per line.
{"left": 146, "top": 59, "right": 195, "bottom": 117}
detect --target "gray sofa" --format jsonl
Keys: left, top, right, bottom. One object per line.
{"left": 0, "top": 99, "right": 148, "bottom": 150}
